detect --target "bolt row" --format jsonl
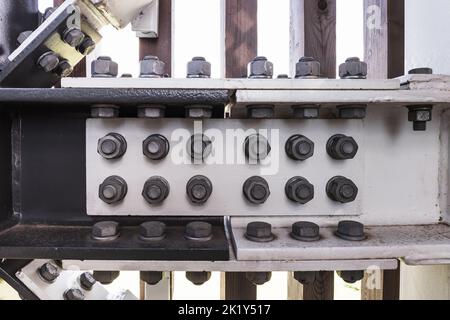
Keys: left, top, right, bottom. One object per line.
{"left": 99, "top": 175, "right": 358, "bottom": 205}
{"left": 97, "top": 132, "right": 359, "bottom": 162}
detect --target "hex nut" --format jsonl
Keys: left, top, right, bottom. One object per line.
{"left": 142, "top": 177, "right": 170, "bottom": 205}
{"left": 97, "top": 133, "right": 127, "bottom": 159}
{"left": 285, "top": 177, "right": 314, "bottom": 204}
{"left": 91, "top": 56, "right": 118, "bottom": 78}
{"left": 326, "top": 176, "right": 358, "bottom": 204}
{"left": 77, "top": 36, "right": 96, "bottom": 55}
{"left": 54, "top": 60, "right": 73, "bottom": 78}
{"left": 187, "top": 57, "right": 211, "bottom": 78}
{"left": 140, "top": 55, "right": 166, "bottom": 78}
{"left": 339, "top": 57, "right": 367, "bottom": 79}
{"left": 91, "top": 105, "right": 119, "bottom": 118}
{"left": 79, "top": 272, "right": 96, "bottom": 291}
{"left": 295, "top": 57, "right": 320, "bottom": 78}
{"left": 92, "top": 221, "right": 120, "bottom": 240}
{"left": 137, "top": 105, "right": 166, "bottom": 118}
{"left": 186, "top": 176, "right": 213, "bottom": 205}
{"left": 143, "top": 134, "right": 170, "bottom": 160}
{"left": 337, "top": 270, "right": 364, "bottom": 283}
{"left": 185, "top": 105, "right": 213, "bottom": 118}
{"left": 243, "top": 176, "right": 270, "bottom": 205}
{"left": 291, "top": 221, "right": 320, "bottom": 241}
{"left": 244, "top": 134, "right": 271, "bottom": 162}
{"left": 17, "top": 30, "right": 33, "bottom": 44}
{"left": 63, "top": 27, "right": 85, "bottom": 47}
{"left": 139, "top": 221, "right": 166, "bottom": 240}
{"left": 93, "top": 271, "right": 120, "bottom": 285}
{"left": 245, "top": 272, "right": 272, "bottom": 285}
{"left": 187, "top": 134, "right": 212, "bottom": 162}
{"left": 63, "top": 288, "right": 85, "bottom": 301}
{"left": 247, "top": 56, "right": 273, "bottom": 79}
{"left": 336, "top": 105, "right": 367, "bottom": 119}
{"left": 293, "top": 271, "right": 316, "bottom": 285}
{"left": 37, "top": 51, "right": 60, "bottom": 73}
{"left": 292, "top": 105, "right": 320, "bottom": 119}
{"left": 140, "top": 271, "right": 163, "bottom": 285}
{"left": 185, "top": 221, "right": 213, "bottom": 240}
{"left": 326, "top": 134, "right": 358, "bottom": 160}
{"left": 285, "top": 135, "right": 314, "bottom": 161}
{"left": 408, "top": 67, "right": 433, "bottom": 75}
{"left": 335, "top": 220, "right": 366, "bottom": 241}
{"left": 38, "top": 262, "right": 60, "bottom": 283}
{"left": 98, "top": 176, "right": 128, "bottom": 205}
{"left": 408, "top": 105, "right": 433, "bottom": 131}
{"left": 245, "top": 221, "right": 274, "bottom": 242}
{"left": 247, "top": 105, "right": 275, "bottom": 119}
{"left": 186, "top": 272, "right": 211, "bottom": 285}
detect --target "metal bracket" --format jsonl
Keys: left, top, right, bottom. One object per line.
{"left": 132, "top": 0, "right": 159, "bottom": 38}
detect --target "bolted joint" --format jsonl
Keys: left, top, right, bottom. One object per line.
{"left": 142, "top": 176, "right": 170, "bottom": 205}
{"left": 139, "top": 221, "right": 166, "bottom": 241}
{"left": 336, "top": 105, "right": 367, "bottom": 119}
{"left": 79, "top": 272, "right": 96, "bottom": 291}
{"left": 186, "top": 176, "right": 213, "bottom": 205}
{"left": 245, "top": 221, "right": 274, "bottom": 242}
{"left": 293, "top": 271, "right": 317, "bottom": 285}
{"left": 185, "top": 105, "right": 213, "bottom": 119}
{"left": 407, "top": 105, "right": 433, "bottom": 131}
{"left": 63, "top": 288, "right": 85, "bottom": 301}
{"left": 326, "top": 176, "right": 358, "bottom": 204}
{"left": 243, "top": 176, "right": 270, "bottom": 205}
{"left": 285, "top": 134, "right": 314, "bottom": 161}
{"left": 247, "top": 56, "right": 273, "bottom": 79}
{"left": 335, "top": 220, "right": 366, "bottom": 241}
{"left": 337, "top": 270, "right": 365, "bottom": 284}
{"left": 38, "top": 262, "right": 60, "bottom": 283}
{"left": 62, "top": 27, "right": 85, "bottom": 47}
{"left": 326, "top": 134, "right": 358, "bottom": 160}
{"left": 244, "top": 134, "right": 271, "bottom": 162}
{"left": 54, "top": 60, "right": 73, "bottom": 78}
{"left": 187, "top": 134, "right": 212, "bottom": 162}
{"left": 37, "top": 51, "right": 60, "bottom": 73}
{"left": 339, "top": 57, "right": 367, "bottom": 79}
{"left": 285, "top": 177, "right": 314, "bottom": 204}
{"left": 140, "top": 55, "right": 165, "bottom": 78}
{"left": 246, "top": 105, "right": 275, "bottom": 119}
{"left": 140, "top": 271, "right": 163, "bottom": 285}
{"left": 17, "top": 30, "right": 33, "bottom": 45}
{"left": 143, "top": 134, "right": 170, "bottom": 160}
{"left": 187, "top": 57, "right": 211, "bottom": 78}
{"left": 186, "top": 271, "right": 211, "bottom": 285}
{"left": 98, "top": 176, "right": 128, "bottom": 205}
{"left": 137, "top": 105, "right": 166, "bottom": 118}
{"left": 291, "top": 221, "right": 320, "bottom": 242}
{"left": 185, "top": 221, "right": 213, "bottom": 241}
{"left": 92, "top": 220, "right": 120, "bottom": 240}
{"left": 93, "top": 270, "right": 120, "bottom": 285}
{"left": 245, "top": 272, "right": 272, "bottom": 286}
{"left": 295, "top": 56, "right": 320, "bottom": 78}
{"left": 91, "top": 104, "right": 119, "bottom": 118}
{"left": 97, "top": 133, "right": 127, "bottom": 160}
{"left": 292, "top": 105, "right": 320, "bottom": 119}
{"left": 91, "top": 56, "right": 118, "bottom": 78}
{"left": 77, "top": 36, "right": 96, "bottom": 55}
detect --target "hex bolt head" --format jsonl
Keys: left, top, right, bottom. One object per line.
{"left": 247, "top": 56, "right": 273, "bottom": 79}
{"left": 186, "top": 176, "right": 213, "bottom": 205}
{"left": 185, "top": 105, "right": 213, "bottom": 119}
{"left": 187, "top": 57, "right": 211, "bottom": 78}
{"left": 92, "top": 220, "right": 120, "bottom": 240}
{"left": 185, "top": 221, "right": 213, "bottom": 240}
{"left": 79, "top": 272, "right": 96, "bottom": 291}
{"left": 43, "top": 7, "right": 56, "bottom": 21}
{"left": 91, "top": 105, "right": 119, "bottom": 118}
{"left": 140, "top": 271, "right": 163, "bottom": 285}
{"left": 295, "top": 56, "right": 321, "bottom": 78}
{"left": 137, "top": 105, "right": 166, "bottom": 118}
{"left": 54, "top": 60, "right": 73, "bottom": 77}
{"left": 408, "top": 67, "right": 433, "bottom": 75}
{"left": 140, "top": 55, "right": 166, "bottom": 78}
{"left": 143, "top": 134, "right": 170, "bottom": 160}
{"left": 407, "top": 105, "right": 433, "bottom": 131}
{"left": 337, "top": 270, "right": 365, "bottom": 283}
{"left": 37, "top": 51, "right": 60, "bottom": 73}
{"left": 139, "top": 221, "right": 166, "bottom": 240}
{"left": 339, "top": 57, "right": 367, "bottom": 79}
{"left": 63, "top": 288, "right": 85, "bottom": 301}
{"left": 244, "top": 134, "right": 271, "bottom": 161}
{"left": 336, "top": 105, "right": 367, "bottom": 119}
{"left": 185, "top": 272, "right": 211, "bottom": 285}
{"left": 62, "top": 27, "right": 85, "bottom": 47}
{"left": 285, "top": 135, "right": 314, "bottom": 161}
{"left": 243, "top": 176, "right": 270, "bottom": 205}
{"left": 245, "top": 272, "right": 272, "bottom": 286}
{"left": 91, "top": 56, "right": 118, "bottom": 78}
{"left": 335, "top": 220, "right": 366, "bottom": 241}
{"left": 285, "top": 177, "right": 314, "bottom": 204}
{"left": 293, "top": 271, "right": 316, "bottom": 285}
{"left": 246, "top": 105, "right": 275, "bottom": 119}
{"left": 187, "top": 134, "right": 212, "bottom": 162}
{"left": 77, "top": 36, "right": 96, "bottom": 55}
{"left": 98, "top": 176, "right": 128, "bottom": 205}
{"left": 17, "top": 30, "right": 33, "bottom": 44}
{"left": 93, "top": 271, "right": 120, "bottom": 285}
{"left": 291, "top": 221, "right": 320, "bottom": 241}
{"left": 245, "top": 221, "right": 274, "bottom": 242}
{"left": 97, "top": 133, "right": 127, "bottom": 160}
{"left": 292, "top": 105, "right": 320, "bottom": 119}
{"left": 326, "top": 176, "right": 358, "bottom": 204}
{"left": 142, "top": 177, "right": 170, "bottom": 205}
{"left": 326, "top": 134, "right": 358, "bottom": 160}
{"left": 38, "top": 262, "right": 60, "bottom": 283}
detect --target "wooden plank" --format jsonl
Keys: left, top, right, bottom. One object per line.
{"left": 289, "top": 0, "right": 305, "bottom": 77}
{"left": 304, "top": 0, "right": 336, "bottom": 78}
{"left": 364, "top": 0, "right": 404, "bottom": 79}
{"left": 361, "top": 268, "right": 383, "bottom": 300}
{"left": 139, "top": 0, "right": 172, "bottom": 76}
{"left": 287, "top": 272, "right": 303, "bottom": 300}
{"left": 225, "top": 0, "right": 258, "bottom": 78}
{"left": 302, "top": 271, "right": 334, "bottom": 300}
{"left": 383, "top": 266, "right": 400, "bottom": 300}
{"left": 221, "top": 272, "right": 257, "bottom": 300}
